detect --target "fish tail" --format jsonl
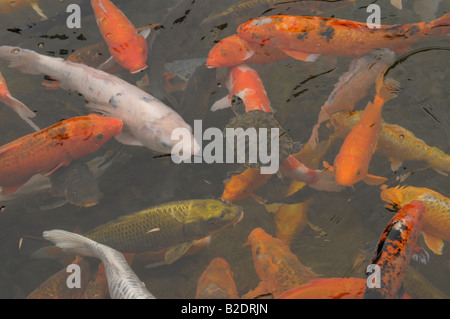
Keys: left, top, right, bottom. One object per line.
{"left": 43, "top": 229, "right": 98, "bottom": 258}
{"left": 429, "top": 13, "right": 450, "bottom": 36}
{"left": 0, "top": 46, "right": 44, "bottom": 75}
{"left": 3, "top": 95, "right": 40, "bottom": 131}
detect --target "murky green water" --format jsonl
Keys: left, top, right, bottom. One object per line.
{"left": 0, "top": 0, "right": 449, "bottom": 299}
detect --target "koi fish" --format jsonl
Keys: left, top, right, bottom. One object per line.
{"left": 221, "top": 168, "right": 272, "bottom": 203}
{"left": 273, "top": 199, "right": 311, "bottom": 246}
{"left": 277, "top": 277, "right": 367, "bottom": 299}
{"left": 206, "top": 34, "right": 288, "bottom": 69}
{"left": 0, "top": 114, "right": 122, "bottom": 195}
{"left": 91, "top": 0, "right": 148, "bottom": 73}
{"left": 237, "top": 14, "right": 450, "bottom": 60}
{"left": 331, "top": 110, "right": 450, "bottom": 174}
{"left": 243, "top": 227, "right": 318, "bottom": 298}
{"left": 196, "top": 257, "right": 240, "bottom": 299}
{"left": 325, "top": 74, "right": 398, "bottom": 187}
{"left": 0, "top": 0, "right": 47, "bottom": 20}
{"left": 212, "top": 64, "right": 273, "bottom": 112}
{"left": 307, "top": 49, "right": 395, "bottom": 149}
{"left": 380, "top": 185, "right": 450, "bottom": 255}
{"left": 81, "top": 262, "right": 109, "bottom": 299}
{"left": 43, "top": 229, "right": 156, "bottom": 299}
{"left": 0, "top": 46, "right": 199, "bottom": 157}
{"left": 364, "top": 200, "right": 425, "bottom": 299}
{"left": 0, "top": 71, "right": 39, "bottom": 131}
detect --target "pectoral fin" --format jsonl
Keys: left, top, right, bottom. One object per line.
{"left": 211, "top": 95, "right": 231, "bottom": 111}
{"left": 97, "top": 56, "right": 118, "bottom": 72}
{"left": 432, "top": 167, "right": 448, "bottom": 176}
{"left": 40, "top": 200, "right": 68, "bottom": 211}
{"left": 363, "top": 174, "right": 388, "bottom": 185}
{"left": 43, "top": 161, "right": 71, "bottom": 177}
{"left": 164, "top": 241, "right": 195, "bottom": 264}
{"left": 1, "top": 181, "right": 28, "bottom": 195}
{"left": 115, "top": 130, "right": 144, "bottom": 146}
{"left": 388, "top": 158, "right": 403, "bottom": 172}
{"left": 281, "top": 50, "right": 320, "bottom": 62}
{"left": 31, "top": 2, "right": 48, "bottom": 20}
{"left": 422, "top": 232, "right": 444, "bottom": 255}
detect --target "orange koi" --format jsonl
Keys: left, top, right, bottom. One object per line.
{"left": 326, "top": 73, "right": 398, "bottom": 187}
{"left": 0, "top": 71, "right": 39, "bottom": 131}
{"left": 380, "top": 185, "right": 450, "bottom": 255}
{"left": 206, "top": 34, "right": 288, "bottom": 69}
{"left": 237, "top": 14, "right": 450, "bottom": 60}
{"left": 221, "top": 168, "right": 272, "bottom": 203}
{"left": 364, "top": 200, "right": 425, "bottom": 299}
{"left": 274, "top": 200, "right": 312, "bottom": 246}
{"left": 91, "top": 0, "right": 148, "bottom": 73}
{"left": 0, "top": 114, "right": 123, "bottom": 195}
{"left": 195, "top": 257, "right": 240, "bottom": 299}
{"left": 243, "top": 227, "right": 318, "bottom": 298}
{"left": 211, "top": 64, "right": 273, "bottom": 112}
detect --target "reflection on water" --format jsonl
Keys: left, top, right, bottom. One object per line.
{"left": 0, "top": 0, "right": 449, "bottom": 299}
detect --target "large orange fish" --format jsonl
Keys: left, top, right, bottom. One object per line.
{"left": 221, "top": 168, "right": 272, "bottom": 203}
{"left": 0, "top": 114, "right": 123, "bottom": 195}
{"left": 0, "top": 71, "right": 39, "bottom": 131}
{"left": 364, "top": 200, "right": 425, "bottom": 299}
{"left": 195, "top": 257, "right": 240, "bottom": 299}
{"left": 380, "top": 185, "right": 450, "bottom": 255}
{"left": 326, "top": 73, "right": 397, "bottom": 187}
{"left": 243, "top": 227, "right": 318, "bottom": 298}
{"left": 237, "top": 14, "right": 450, "bottom": 60}
{"left": 91, "top": 0, "right": 148, "bottom": 73}
{"left": 206, "top": 34, "right": 288, "bottom": 69}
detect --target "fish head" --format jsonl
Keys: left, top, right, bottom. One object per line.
{"left": 221, "top": 175, "right": 248, "bottom": 202}
{"left": 115, "top": 34, "right": 148, "bottom": 74}
{"left": 206, "top": 34, "right": 254, "bottom": 68}
{"left": 183, "top": 200, "right": 244, "bottom": 238}
{"left": 63, "top": 114, "right": 123, "bottom": 157}
{"left": 333, "top": 156, "right": 367, "bottom": 187}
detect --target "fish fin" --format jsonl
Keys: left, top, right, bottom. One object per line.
{"left": 363, "top": 174, "right": 388, "bottom": 185}
{"left": 322, "top": 161, "right": 334, "bottom": 172}
{"left": 115, "top": 130, "right": 144, "bottom": 146}
{"left": 422, "top": 232, "right": 444, "bottom": 255}
{"left": 411, "top": 244, "right": 430, "bottom": 265}
{"left": 308, "top": 169, "right": 345, "bottom": 192}
{"left": 42, "top": 161, "right": 70, "bottom": 177}
{"left": 42, "top": 230, "right": 97, "bottom": 258}
{"left": 249, "top": 193, "right": 265, "bottom": 205}
{"left": 144, "top": 260, "right": 167, "bottom": 269}
{"left": 30, "top": 245, "right": 64, "bottom": 260}
{"left": 285, "top": 180, "right": 306, "bottom": 197}
{"left": 432, "top": 167, "right": 448, "bottom": 176}
{"left": 390, "top": 0, "right": 403, "bottom": 9}
{"left": 164, "top": 241, "right": 194, "bottom": 264}
{"left": 1, "top": 182, "right": 28, "bottom": 195}
{"left": 211, "top": 95, "right": 231, "bottom": 111}
{"left": 2, "top": 94, "right": 40, "bottom": 131}
{"left": 31, "top": 3, "right": 48, "bottom": 20}
{"left": 281, "top": 50, "right": 320, "bottom": 62}
{"left": 137, "top": 27, "right": 152, "bottom": 39}
{"left": 389, "top": 158, "right": 403, "bottom": 171}
{"left": 97, "top": 56, "right": 118, "bottom": 72}
{"left": 263, "top": 203, "right": 283, "bottom": 214}
{"left": 85, "top": 102, "right": 112, "bottom": 115}
{"left": 376, "top": 75, "right": 400, "bottom": 102}
{"left": 40, "top": 200, "right": 68, "bottom": 211}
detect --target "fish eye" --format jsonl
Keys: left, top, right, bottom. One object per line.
{"left": 96, "top": 134, "right": 104, "bottom": 140}
{"left": 355, "top": 169, "right": 361, "bottom": 175}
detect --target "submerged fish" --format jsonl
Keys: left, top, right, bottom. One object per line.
{"left": 221, "top": 168, "right": 272, "bottom": 203}
{"left": 0, "top": 114, "right": 122, "bottom": 195}
{"left": 0, "top": 46, "right": 199, "bottom": 157}
{"left": 243, "top": 227, "right": 318, "bottom": 298}
{"left": 0, "top": 71, "right": 39, "bottom": 131}
{"left": 273, "top": 199, "right": 311, "bottom": 246}
{"left": 196, "top": 257, "right": 240, "bottom": 299}
{"left": 307, "top": 49, "right": 396, "bottom": 149}
{"left": 331, "top": 110, "right": 450, "bottom": 174}
{"left": 364, "top": 200, "right": 425, "bottom": 299}
{"left": 90, "top": 0, "right": 148, "bottom": 73}
{"left": 237, "top": 14, "right": 450, "bottom": 60}
{"left": 380, "top": 185, "right": 450, "bottom": 255}
{"left": 0, "top": 0, "right": 47, "bottom": 20}
{"left": 43, "top": 229, "right": 156, "bottom": 299}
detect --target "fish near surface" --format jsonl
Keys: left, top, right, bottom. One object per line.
{"left": 380, "top": 185, "right": 450, "bottom": 255}
{"left": 0, "top": 71, "right": 39, "bottom": 131}
{"left": 364, "top": 200, "right": 425, "bottom": 299}
{"left": 330, "top": 110, "right": 450, "bottom": 174}
{"left": 307, "top": 49, "right": 396, "bottom": 149}
{"left": 237, "top": 14, "right": 450, "bottom": 59}
{"left": 243, "top": 227, "right": 318, "bottom": 298}
{"left": 90, "top": 0, "right": 148, "bottom": 73}
{"left": 0, "top": 114, "right": 122, "bottom": 195}
{"left": 328, "top": 73, "right": 398, "bottom": 187}
{"left": 43, "top": 229, "right": 156, "bottom": 299}
{"left": 0, "top": 46, "right": 199, "bottom": 158}
{"left": 196, "top": 257, "right": 240, "bottom": 299}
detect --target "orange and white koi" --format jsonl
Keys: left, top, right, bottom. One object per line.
{"left": 0, "top": 114, "right": 122, "bottom": 195}
{"left": 364, "top": 200, "right": 425, "bottom": 299}
{"left": 0, "top": 72, "right": 39, "bottom": 131}
{"left": 195, "top": 257, "right": 240, "bottom": 299}
{"left": 206, "top": 34, "right": 288, "bottom": 69}
{"left": 243, "top": 227, "right": 318, "bottom": 298}
{"left": 331, "top": 110, "right": 450, "bottom": 174}
{"left": 237, "top": 14, "right": 450, "bottom": 60}
{"left": 307, "top": 49, "right": 395, "bottom": 149}
{"left": 380, "top": 185, "right": 450, "bottom": 255}
{"left": 211, "top": 64, "right": 273, "bottom": 112}
{"left": 325, "top": 74, "right": 398, "bottom": 187}
{"left": 91, "top": 0, "right": 148, "bottom": 73}
{"left": 221, "top": 168, "right": 272, "bottom": 203}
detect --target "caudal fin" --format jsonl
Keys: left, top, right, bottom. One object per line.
{"left": 43, "top": 229, "right": 97, "bottom": 258}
